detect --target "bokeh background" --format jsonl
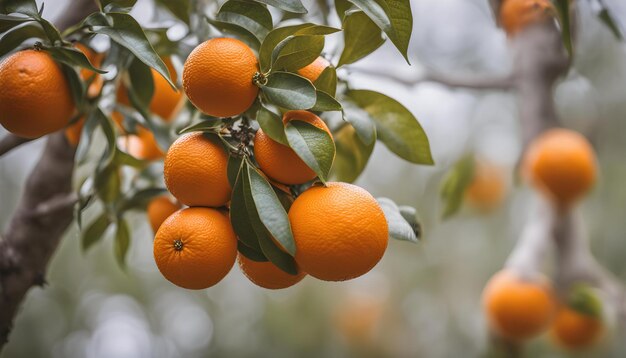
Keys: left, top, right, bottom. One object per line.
{"left": 2, "top": 0, "right": 626, "bottom": 357}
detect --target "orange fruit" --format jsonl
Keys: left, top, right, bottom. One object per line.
{"left": 0, "top": 50, "right": 74, "bottom": 138}
{"left": 483, "top": 270, "right": 557, "bottom": 341}
{"left": 147, "top": 195, "right": 181, "bottom": 233}
{"left": 237, "top": 254, "right": 306, "bottom": 289}
{"left": 500, "top": 0, "right": 556, "bottom": 35}
{"left": 523, "top": 129, "right": 596, "bottom": 208}
{"left": 254, "top": 110, "right": 332, "bottom": 185}
{"left": 297, "top": 56, "right": 331, "bottom": 82}
{"left": 154, "top": 207, "right": 237, "bottom": 289}
{"left": 121, "top": 126, "right": 164, "bottom": 161}
{"left": 164, "top": 132, "right": 231, "bottom": 207}
{"left": 75, "top": 43, "right": 104, "bottom": 98}
{"left": 551, "top": 306, "right": 603, "bottom": 350}
{"left": 182, "top": 38, "right": 259, "bottom": 118}
{"left": 288, "top": 182, "right": 388, "bottom": 281}
{"left": 117, "top": 57, "right": 183, "bottom": 121}
{"left": 465, "top": 161, "right": 507, "bottom": 212}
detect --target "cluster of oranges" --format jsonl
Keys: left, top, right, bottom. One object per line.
{"left": 150, "top": 38, "right": 389, "bottom": 290}
{"left": 483, "top": 128, "right": 602, "bottom": 350}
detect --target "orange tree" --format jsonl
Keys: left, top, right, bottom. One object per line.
{"left": 0, "top": 0, "right": 432, "bottom": 347}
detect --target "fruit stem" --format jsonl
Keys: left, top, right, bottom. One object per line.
{"left": 173, "top": 239, "right": 184, "bottom": 251}
{"left": 252, "top": 72, "right": 268, "bottom": 87}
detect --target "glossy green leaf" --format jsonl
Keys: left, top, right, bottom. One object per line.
{"left": 91, "top": 12, "right": 175, "bottom": 89}
{"left": 0, "top": 14, "right": 33, "bottom": 33}
{"left": 0, "top": 23, "right": 45, "bottom": 58}
{"left": 553, "top": 0, "right": 572, "bottom": 57}
{"left": 252, "top": 0, "right": 307, "bottom": 14}
{"left": 285, "top": 120, "right": 335, "bottom": 183}
{"left": 338, "top": 10, "right": 385, "bottom": 67}
{"left": 100, "top": 0, "right": 138, "bottom": 10}
{"left": 272, "top": 35, "right": 324, "bottom": 72}
{"left": 178, "top": 118, "right": 223, "bottom": 134}
{"left": 241, "top": 164, "right": 298, "bottom": 274}
{"left": 36, "top": 17, "right": 62, "bottom": 43}
{"left": 260, "top": 71, "right": 316, "bottom": 110}
{"left": 246, "top": 164, "right": 296, "bottom": 256}
{"left": 114, "top": 218, "right": 131, "bottom": 268}
{"left": 238, "top": 241, "right": 268, "bottom": 262}
{"left": 95, "top": 164, "right": 121, "bottom": 204}
{"left": 331, "top": 124, "right": 374, "bottom": 183}
{"left": 117, "top": 187, "right": 168, "bottom": 212}
{"left": 217, "top": 0, "right": 273, "bottom": 42}
{"left": 154, "top": 0, "right": 189, "bottom": 24}
{"left": 113, "top": 148, "right": 146, "bottom": 168}
{"left": 76, "top": 109, "right": 101, "bottom": 163}
{"left": 127, "top": 57, "right": 155, "bottom": 110}
{"left": 377, "top": 198, "right": 419, "bottom": 243}
{"left": 347, "top": 89, "right": 432, "bottom": 164}
{"left": 82, "top": 213, "right": 111, "bottom": 251}
{"left": 257, "top": 106, "right": 288, "bottom": 145}
{"left": 45, "top": 45, "right": 107, "bottom": 73}
{"left": 311, "top": 90, "right": 342, "bottom": 112}
{"left": 440, "top": 155, "right": 475, "bottom": 219}
{"left": 313, "top": 66, "right": 337, "bottom": 96}
{"left": 4, "top": 0, "right": 39, "bottom": 18}
{"left": 227, "top": 155, "right": 244, "bottom": 188}
{"left": 342, "top": 101, "right": 376, "bottom": 145}
{"left": 230, "top": 165, "right": 264, "bottom": 252}
{"left": 60, "top": 64, "right": 85, "bottom": 110}
{"left": 334, "top": 0, "right": 353, "bottom": 21}
{"left": 206, "top": 18, "right": 261, "bottom": 49}
{"left": 399, "top": 205, "right": 421, "bottom": 239}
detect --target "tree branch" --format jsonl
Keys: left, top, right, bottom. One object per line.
{"left": 0, "top": 135, "right": 32, "bottom": 157}
{"left": 0, "top": 0, "right": 97, "bottom": 351}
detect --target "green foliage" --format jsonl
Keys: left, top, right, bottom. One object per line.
{"left": 440, "top": 155, "right": 475, "bottom": 219}
{"left": 259, "top": 72, "right": 317, "bottom": 110}
{"left": 376, "top": 198, "right": 420, "bottom": 243}
{"left": 568, "top": 283, "right": 604, "bottom": 319}
{"left": 285, "top": 120, "right": 335, "bottom": 184}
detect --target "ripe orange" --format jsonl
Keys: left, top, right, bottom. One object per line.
{"left": 500, "top": 0, "right": 556, "bottom": 35}
{"left": 288, "top": 182, "right": 388, "bottom": 281}
{"left": 237, "top": 254, "right": 306, "bottom": 289}
{"left": 297, "top": 56, "right": 330, "bottom": 82}
{"left": 523, "top": 129, "right": 596, "bottom": 208}
{"left": 75, "top": 43, "right": 104, "bottom": 98}
{"left": 147, "top": 195, "right": 181, "bottom": 233}
{"left": 465, "top": 161, "right": 507, "bottom": 212}
{"left": 117, "top": 57, "right": 184, "bottom": 121}
{"left": 182, "top": 38, "right": 259, "bottom": 118}
{"left": 551, "top": 306, "right": 603, "bottom": 350}
{"left": 164, "top": 132, "right": 231, "bottom": 207}
{"left": 154, "top": 207, "right": 238, "bottom": 289}
{"left": 483, "top": 270, "right": 557, "bottom": 341}
{"left": 0, "top": 50, "right": 74, "bottom": 138}
{"left": 121, "top": 126, "right": 164, "bottom": 161}
{"left": 254, "top": 110, "right": 332, "bottom": 185}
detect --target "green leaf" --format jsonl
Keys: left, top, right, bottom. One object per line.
{"left": 347, "top": 89, "right": 433, "bottom": 164}
{"left": 342, "top": 101, "right": 376, "bottom": 145}
{"left": 568, "top": 283, "right": 603, "bottom": 319}
{"left": 272, "top": 35, "right": 325, "bottom": 72}
{"left": 97, "top": 107, "right": 118, "bottom": 165}
{"left": 398, "top": 205, "right": 421, "bottom": 239}
{"left": 127, "top": 56, "right": 155, "bottom": 110}
{"left": 313, "top": 66, "right": 337, "bottom": 96}
{"left": 113, "top": 148, "right": 146, "bottom": 168}
{"left": 252, "top": 0, "right": 307, "bottom": 14}
{"left": 311, "top": 90, "right": 342, "bottom": 112}
{"left": 338, "top": 10, "right": 385, "bottom": 67}
{"left": 206, "top": 18, "right": 261, "bottom": 50}
{"left": 0, "top": 23, "right": 45, "bottom": 58}
{"left": 440, "top": 155, "right": 475, "bottom": 219}
{"left": 44, "top": 45, "right": 107, "bottom": 74}
{"left": 553, "top": 0, "right": 572, "bottom": 57}
{"left": 95, "top": 164, "right": 121, "bottom": 204}
{"left": 154, "top": 0, "right": 190, "bottom": 24}
{"left": 334, "top": 0, "right": 353, "bottom": 21}
{"left": 91, "top": 12, "right": 175, "bottom": 89}
{"left": 36, "top": 17, "right": 62, "bottom": 43}
{"left": 285, "top": 120, "right": 335, "bottom": 183}
{"left": 178, "top": 118, "right": 223, "bottom": 134}
{"left": 114, "top": 218, "right": 131, "bottom": 268}
{"left": 348, "top": 0, "right": 411, "bottom": 63}
{"left": 4, "top": 0, "right": 39, "bottom": 18}
{"left": 377, "top": 197, "right": 419, "bottom": 243}
{"left": 60, "top": 64, "right": 85, "bottom": 111}
{"left": 227, "top": 155, "right": 244, "bottom": 188}
{"left": 260, "top": 71, "right": 316, "bottom": 110}
{"left": 76, "top": 109, "right": 100, "bottom": 163}
{"left": 331, "top": 124, "right": 374, "bottom": 183}
{"left": 597, "top": 7, "right": 623, "bottom": 40}
{"left": 238, "top": 241, "right": 268, "bottom": 262}
{"left": 82, "top": 213, "right": 111, "bottom": 251}
{"left": 259, "top": 23, "right": 339, "bottom": 72}
{"left": 117, "top": 187, "right": 167, "bottom": 212}
{"left": 100, "top": 0, "right": 138, "bottom": 10}
{"left": 0, "top": 14, "right": 33, "bottom": 33}
{"left": 257, "top": 106, "right": 288, "bottom": 145}
{"left": 217, "top": 0, "right": 273, "bottom": 42}
{"left": 246, "top": 163, "right": 296, "bottom": 256}
{"left": 241, "top": 164, "right": 298, "bottom": 274}
{"left": 230, "top": 164, "right": 264, "bottom": 252}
